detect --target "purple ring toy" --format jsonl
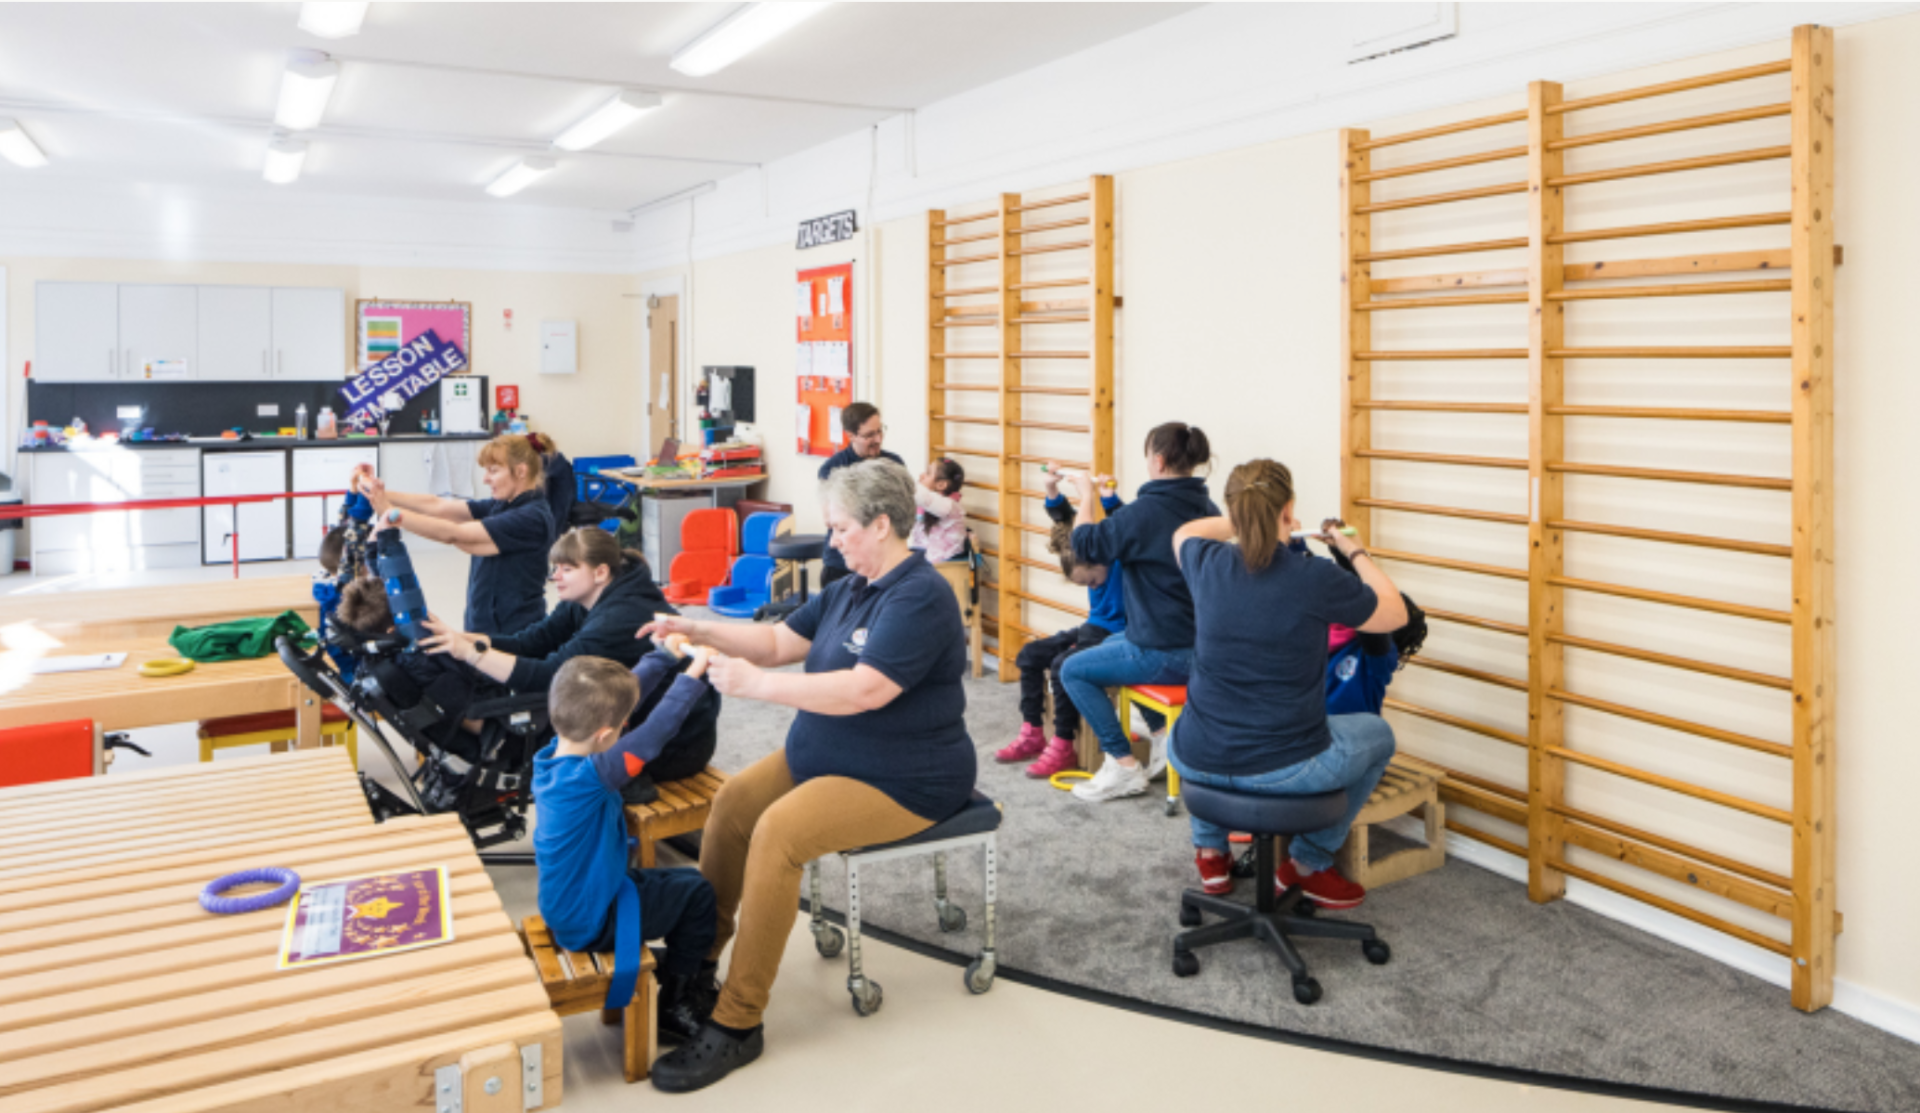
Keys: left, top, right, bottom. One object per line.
{"left": 199, "top": 867, "right": 301, "bottom": 915}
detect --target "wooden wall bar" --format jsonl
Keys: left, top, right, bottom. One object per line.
{"left": 1340, "top": 26, "right": 1838, "bottom": 1010}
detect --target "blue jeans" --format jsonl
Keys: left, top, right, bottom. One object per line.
{"left": 1058, "top": 635, "right": 1193, "bottom": 759}
{"left": 1168, "top": 713, "right": 1397, "bottom": 873}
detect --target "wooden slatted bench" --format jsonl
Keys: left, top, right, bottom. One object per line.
{"left": 520, "top": 914, "right": 656, "bottom": 1083}
{"left": 624, "top": 766, "right": 730, "bottom": 868}
{"left": 1334, "top": 755, "right": 1447, "bottom": 889}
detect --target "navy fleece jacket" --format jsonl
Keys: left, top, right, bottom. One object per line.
{"left": 491, "top": 560, "right": 677, "bottom": 693}
{"left": 1070, "top": 476, "right": 1219, "bottom": 650}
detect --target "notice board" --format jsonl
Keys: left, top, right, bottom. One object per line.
{"left": 795, "top": 263, "right": 853, "bottom": 457}
{"left": 355, "top": 300, "right": 473, "bottom": 372}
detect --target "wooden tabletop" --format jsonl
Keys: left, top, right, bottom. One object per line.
{"left": 3, "top": 576, "right": 319, "bottom": 644}
{"left": 2, "top": 638, "right": 318, "bottom": 738}
{"left": 0, "top": 751, "right": 561, "bottom": 1113}
{"left": 603, "top": 469, "right": 766, "bottom": 490}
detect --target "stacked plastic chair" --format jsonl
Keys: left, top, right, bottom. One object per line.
{"left": 663, "top": 508, "right": 739, "bottom": 606}
{"left": 707, "top": 511, "right": 789, "bottom": 618}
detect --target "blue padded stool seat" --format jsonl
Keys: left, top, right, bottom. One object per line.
{"left": 740, "top": 511, "right": 788, "bottom": 555}
{"left": 1171, "top": 782, "right": 1389, "bottom": 1006}
{"left": 708, "top": 554, "right": 778, "bottom": 618}
{"left": 808, "top": 790, "right": 1002, "bottom": 1016}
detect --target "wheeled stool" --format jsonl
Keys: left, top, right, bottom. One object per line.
{"left": 807, "top": 791, "right": 1003, "bottom": 1016}
{"left": 1172, "top": 783, "right": 1390, "bottom": 1005}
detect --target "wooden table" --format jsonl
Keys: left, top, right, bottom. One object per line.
{"left": 2, "top": 575, "right": 319, "bottom": 644}
{"left": 0, "top": 748, "right": 563, "bottom": 1113}
{"left": 1, "top": 637, "right": 328, "bottom": 769}
{"left": 603, "top": 470, "right": 766, "bottom": 492}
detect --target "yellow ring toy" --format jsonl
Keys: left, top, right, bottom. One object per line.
{"left": 1048, "top": 770, "right": 1093, "bottom": 792}
{"left": 139, "top": 657, "right": 196, "bottom": 678}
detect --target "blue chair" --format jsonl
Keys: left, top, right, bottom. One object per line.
{"left": 707, "top": 511, "right": 788, "bottom": 618}
{"left": 807, "top": 791, "right": 1003, "bottom": 1015}
{"left": 572, "top": 455, "right": 640, "bottom": 533}
{"left": 1172, "top": 784, "right": 1390, "bottom": 1005}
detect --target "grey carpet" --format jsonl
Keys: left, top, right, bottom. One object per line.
{"left": 697, "top": 639, "right": 1920, "bottom": 1112}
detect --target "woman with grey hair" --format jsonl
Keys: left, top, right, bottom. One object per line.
{"left": 636, "top": 458, "right": 976, "bottom": 1093}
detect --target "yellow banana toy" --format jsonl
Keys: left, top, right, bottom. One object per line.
{"left": 139, "top": 657, "right": 196, "bottom": 678}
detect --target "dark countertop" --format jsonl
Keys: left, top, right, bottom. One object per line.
{"left": 19, "top": 433, "right": 494, "bottom": 453}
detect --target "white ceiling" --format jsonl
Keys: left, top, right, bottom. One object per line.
{"left": 0, "top": 2, "right": 1200, "bottom": 212}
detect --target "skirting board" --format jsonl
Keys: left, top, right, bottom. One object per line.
{"left": 1402, "top": 816, "right": 1920, "bottom": 1047}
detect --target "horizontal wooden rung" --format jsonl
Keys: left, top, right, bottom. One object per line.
{"left": 1547, "top": 461, "right": 1790, "bottom": 491}
{"left": 1010, "top": 279, "right": 1090, "bottom": 291}
{"left": 1354, "top": 181, "right": 1527, "bottom": 215}
{"left": 1548, "top": 212, "right": 1789, "bottom": 246}
{"left": 1355, "top": 145, "right": 1528, "bottom": 183}
{"left": 932, "top": 231, "right": 997, "bottom": 247}
{"left": 1354, "top": 109, "right": 1528, "bottom": 151}
{"left": 1010, "top": 315, "right": 1091, "bottom": 324}
{"left": 1546, "top": 688, "right": 1791, "bottom": 759}
{"left": 1009, "top": 452, "right": 1089, "bottom": 469}
{"left": 1550, "top": 103, "right": 1791, "bottom": 152}
{"left": 1355, "top": 349, "right": 1528, "bottom": 361}
{"left": 1011, "top": 193, "right": 1091, "bottom": 213}
{"left": 932, "top": 444, "right": 997, "bottom": 459}
{"left": 1422, "top": 606, "right": 1528, "bottom": 637}
{"left": 1563, "top": 249, "right": 1791, "bottom": 283}
{"left": 931, "top": 352, "right": 1004, "bottom": 360}
{"left": 932, "top": 319, "right": 996, "bottom": 328}
{"left": 1011, "top": 217, "right": 1091, "bottom": 234}
{"left": 1546, "top": 632, "right": 1792, "bottom": 690}
{"left": 1445, "top": 818, "right": 1528, "bottom": 859}
{"left": 1548, "top": 59, "right": 1791, "bottom": 116}
{"left": 1009, "top": 351, "right": 1091, "bottom": 359}
{"left": 936, "top": 286, "right": 998, "bottom": 297}
{"left": 1371, "top": 547, "right": 1528, "bottom": 582}
{"left": 1353, "top": 400, "right": 1528, "bottom": 415}
{"left": 1356, "top": 291, "right": 1529, "bottom": 311}
{"left": 932, "top": 211, "right": 997, "bottom": 228}
{"left": 930, "top": 382, "right": 997, "bottom": 393}
{"left": 1551, "top": 857, "right": 1793, "bottom": 956}
{"left": 1548, "top": 802, "right": 1792, "bottom": 890}
{"left": 1008, "top": 385, "right": 1091, "bottom": 396}
{"left": 1547, "top": 517, "right": 1791, "bottom": 558}
{"left": 1355, "top": 449, "right": 1527, "bottom": 470}
{"left": 1354, "top": 497, "right": 1528, "bottom": 526}
{"left": 1009, "top": 419, "right": 1091, "bottom": 434}
{"left": 932, "top": 413, "right": 996, "bottom": 427}
{"left": 1545, "top": 405, "right": 1790, "bottom": 423}
{"left": 1353, "top": 237, "right": 1528, "bottom": 264}
{"left": 935, "top": 252, "right": 999, "bottom": 267}
{"left": 1547, "top": 279, "right": 1791, "bottom": 301}
{"left": 1366, "top": 269, "right": 1528, "bottom": 295}
{"left": 1550, "top": 346, "right": 1790, "bottom": 360}
{"left": 1548, "top": 574, "right": 1790, "bottom": 625}
{"left": 1010, "top": 240, "right": 1092, "bottom": 258}
{"left": 1547, "top": 146, "right": 1790, "bottom": 189}
{"left": 1405, "top": 655, "right": 1528, "bottom": 692}
{"left": 1545, "top": 746, "right": 1792, "bottom": 824}
{"left": 1383, "top": 698, "right": 1526, "bottom": 747}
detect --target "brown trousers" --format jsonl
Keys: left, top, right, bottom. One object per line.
{"left": 701, "top": 749, "right": 929, "bottom": 1029}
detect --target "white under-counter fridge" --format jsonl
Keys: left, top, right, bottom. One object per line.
{"left": 202, "top": 451, "right": 289, "bottom": 563}
{"left": 291, "top": 446, "right": 379, "bottom": 559}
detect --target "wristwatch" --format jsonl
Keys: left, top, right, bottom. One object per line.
{"left": 470, "top": 638, "right": 490, "bottom": 664}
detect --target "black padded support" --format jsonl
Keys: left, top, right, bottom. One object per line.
{"left": 845, "top": 791, "right": 1001, "bottom": 855}
{"left": 1179, "top": 783, "right": 1348, "bottom": 837}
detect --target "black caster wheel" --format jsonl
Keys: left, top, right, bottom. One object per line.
{"left": 1163, "top": 798, "right": 1180, "bottom": 817}
{"left": 1293, "top": 900, "right": 1316, "bottom": 917}
{"left": 850, "top": 980, "right": 883, "bottom": 1016}
{"left": 1292, "top": 976, "right": 1323, "bottom": 1006}
{"left": 1231, "top": 850, "right": 1257, "bottom": 879}
{"left": 1178, "top": 903, "right": 1203, "bottom": 928}
{"left": 1172, "top": 950, "right": 1200, "bottom": 978}
{"left": 1363, "top": 939, "right": 1392, "bottom": 966}
{"left": 813, "top": 925, "right": 846, "bottom": 959}
{"left": 964, "top": 955, "right": 997, "bottom": 994}
{"left": 937, "top": 904, "right": 967, "bottom": 933}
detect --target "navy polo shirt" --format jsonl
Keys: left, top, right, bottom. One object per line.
{"left": 1178, "top": 538, "right": 1379, "bottom": 776}
{"left": 783, "top": 551, "right": 976, "bottom": 821}
{"left": 816, "top": 447, "right": 906, "bottom": 575}
{"left": 464, "top": 490, "right": 554, "bottom": 637}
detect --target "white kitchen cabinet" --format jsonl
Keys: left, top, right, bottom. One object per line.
{"left": 291, "top": 446, "right": 378, "bottom": 558}
{"left": 272, "top": 287, "right": 346, "bottom": 381}
{"left": 33, "top": 283, "right": 119, "bottom": 382}
{"left": 203, "top": 451, "right": 288, "bottom": 563}
{"left": 119, "top": 285, "right": 198, "bottom": 381}
{"left": 28, "top": 448, "right": 201, "bottom": 574}
{"left": 196, "top": 285, "right": 273, "bottom": 381}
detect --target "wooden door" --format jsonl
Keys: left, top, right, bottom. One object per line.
{"left": 647, "top": 295, "right": 679, "bottom": 451}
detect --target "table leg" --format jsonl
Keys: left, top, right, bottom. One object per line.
{"left": 295, "top": 692, "right": 323, "bottom": 750}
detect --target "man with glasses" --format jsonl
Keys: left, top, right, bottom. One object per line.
{"left": 816, "top": 403, "right": 904, "bottom": 585}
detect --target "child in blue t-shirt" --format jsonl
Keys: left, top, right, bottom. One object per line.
{"left": 994, "top": 470, "right": 1132, "bottom": 779}
{"left": 1318, "top": 541, "right": 1427, "bottom": 714}
{"left": 532, "top": 652, "right": 719, "bottom": 1045}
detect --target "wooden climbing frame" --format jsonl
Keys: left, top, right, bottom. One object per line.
{"left": 1340, "top": 26, "right": 1836, "bottom": 1010}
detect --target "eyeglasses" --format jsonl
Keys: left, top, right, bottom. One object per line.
{"left": 853, "top": 424, "right": 887, "bottom": 441}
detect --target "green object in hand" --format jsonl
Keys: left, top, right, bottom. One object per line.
{"left": 168, "top": 610, "right": 313, "bottom": 663}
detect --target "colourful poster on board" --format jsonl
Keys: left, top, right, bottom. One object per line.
{"left": 796, "top": 263, "right": 854, "bottom": 457}
{"left": 356, "top": 300, "right": 473, "bottom": 372}
{"left": 278, "top": 866, "right": 454, "bottom": 970}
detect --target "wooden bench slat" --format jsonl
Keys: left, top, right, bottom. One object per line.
{"left": 0, "top": 801, "right": 375, "bottom": 868}
{"left": 0, "top": 767, "right": 361, "bottom": 823}
{"left": 0, "top": 778, "right": 368, "bottom": 838}
{"left": 0, "top": 748, "right": 347, "bottom": 805}
{"left": 0, "top": 815, "right": 379, "bottom": 891}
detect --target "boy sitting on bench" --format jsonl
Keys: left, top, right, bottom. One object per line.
{"left": 535, "top": 654, "right": 721, "bottom": 1045}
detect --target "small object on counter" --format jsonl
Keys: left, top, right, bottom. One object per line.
{"left": 508, "top": 413, "right": 528, "bottom": 434}
{"left": 317, "top": 406, "right": 338, "bottom": 439}
{"left": 294, "top": 403, "right": 309, "bottom": 439}
{"left": 138, "top": 657, "right": 196, "bottom": 678}
{"left": 422, "top": 410, "right": 439, "bottom": 436}
{"left": 68, "top": 418, "right": 88, "bottom": 438}
{"left": 30, "top": 421, "right": 52, "bottom": 446}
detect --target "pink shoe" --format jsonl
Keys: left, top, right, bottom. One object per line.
{"left": 995, "top": 723, "right": 1047, "bottom": 763}
{"left": 1025, "top": 736, "right": 1079, "bottom": 779}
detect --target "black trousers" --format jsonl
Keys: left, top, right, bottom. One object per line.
{"left": 582, "top": 867, "right": 718, "bottom": 976}
{"left": 1017, "top": 623, "right": 1113, "bottom": 738}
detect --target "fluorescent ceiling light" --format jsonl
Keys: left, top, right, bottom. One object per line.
{"left": 263, "top": 135, "right": 308, "bottom": 185}
{"left": 275, "top": 50, "right": 339, "bottom": 131}
{"left": 486, "top": 156, "right": 557, "bottom": 198}
{"left": 670, "top": 3, "right": 832, "bottom": 78}
{"left": 553, "top": 90, "right": 665, "bottom": 152}
{"left": 298, "top": 2, "right": 369, "bottom": 39}
{"left": 0, "top": 119, "right": 47, "bottom": 168}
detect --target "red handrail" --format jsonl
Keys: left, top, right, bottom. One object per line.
{"left": 2, "top": 490, "right": 350, "bottom": 579}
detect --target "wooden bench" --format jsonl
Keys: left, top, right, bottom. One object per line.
{"left": 1334, "top": 755, "right": 1447, "bottom": 889}
{"left": 624, "top": 766, "right": 730, "bottom": 868}
{"left": 521, "top": 914, "right": 657, "bottom": 1084}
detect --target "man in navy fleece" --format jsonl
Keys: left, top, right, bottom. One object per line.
{"left": 532, "top": 653, "right": 719, "bottom": 1044}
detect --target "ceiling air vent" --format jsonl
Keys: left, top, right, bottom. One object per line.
{"left": 1348, "top": 2, "right": 1457, "bottom": 65}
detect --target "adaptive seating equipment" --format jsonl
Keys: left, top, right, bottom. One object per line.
{"left": 663, "top": 508, "right": 739, "bottom": 606}
{"left": 807, "top": 791, "right": 1003, "bottom": 1015}
{"left": 1171, "top": 783, "right": 1390, "bottom": 1005}
{"left": 760, "top": 531, "right": 827, "bottom": 621}
{"left": 707, "top": 511, "right": 788, "bottom": 618}
{"left": 624, "top": 765, "right": 730, "bottom": 868}
{"left": 521, "top": 914, "right": 656, "bottom": 1084}
{"left": 197, "top": 705, "right": 358, "bottom": 767}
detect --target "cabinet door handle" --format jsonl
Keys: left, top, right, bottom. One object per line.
{"left": 108, "top": 348, "right": 115, "bottom": 377}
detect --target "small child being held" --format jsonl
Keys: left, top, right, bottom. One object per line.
{"left": 908, "top": 457, "right": 968, "bottom": 564}
{"left": 534, "top": 653, "right": 720, "bottom": 1045}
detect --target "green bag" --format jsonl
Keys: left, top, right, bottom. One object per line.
{"left": 168, "top": 610, "right": 313, "bottom": 663}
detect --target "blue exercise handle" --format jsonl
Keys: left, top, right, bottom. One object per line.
{"left": 200, "top": 867, "right": 301, "bottom": 915}
{"left": 375, "top": 526, "right": 431, "bottom": 644}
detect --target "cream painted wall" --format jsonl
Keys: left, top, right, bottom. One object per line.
{"left": 3, "top": 258, "right": 647, "bottom": 474}
{"left": 651, "top": 17, "right": 1920, "bottom": 1027}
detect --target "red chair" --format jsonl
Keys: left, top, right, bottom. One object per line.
{"left": 664, "top": 508, "right": 740, "bottom": 606}
{"left": 0, "top": 719, "right": 94, "bottom": 789}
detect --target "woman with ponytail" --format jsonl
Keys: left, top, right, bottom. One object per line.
{"left": 1056, "top": 421, "right": 1220, "bottom": 803}
{"left": 1167, "top": 459, "right": 1408, "bottom": 910}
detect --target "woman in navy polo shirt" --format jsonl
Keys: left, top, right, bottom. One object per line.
{"left": 353, "top": 433, "right": 554, "bottom": 636}
{"left": 636, "top": 459, "right": 975, "bottom": 1093}
{"left": 1169, "top": 458, "right": 1409, "bottom": 911}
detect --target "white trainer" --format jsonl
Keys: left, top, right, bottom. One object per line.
{"left": 1072, "top": 758, "right": 1150, "bottom": 803}
{"left": 1145, "top": 727, "right": 1171, "bottom": 783}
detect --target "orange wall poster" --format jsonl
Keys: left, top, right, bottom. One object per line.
{"left": 795, "top": 263, "right": 853, "bottom": 457}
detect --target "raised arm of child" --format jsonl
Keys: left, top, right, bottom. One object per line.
{"left": 590, "top": 648, "right": 713, "bottom": 791}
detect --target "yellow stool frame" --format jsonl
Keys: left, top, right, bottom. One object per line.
{"left": 198, "top": 718, "right": 357, "bottom": 766}
{"left": 1115, "top": 686, "right": 1184, "bottom": 816}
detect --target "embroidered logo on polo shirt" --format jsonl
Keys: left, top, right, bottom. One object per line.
{"left": 844, "top": 627, "right": 870, "bottom": 655}
{"left": 1334, "top": 656, "right": 1359, "bottom": 683}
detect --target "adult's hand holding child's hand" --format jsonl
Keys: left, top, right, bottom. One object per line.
{"left": 707, "top": 653, "right": 758, "bottom": 699}
{"left": 639, "top": 616, "right": 699, "bottom": 645}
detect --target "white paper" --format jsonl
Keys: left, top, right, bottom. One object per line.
{"left": 33, "top": 653, "right": 127, "bottom": 674}
{"left": 796, "top": 282, "right": 813, "bottom": 322}
{"left": 829, "top": 407, "right": 844, "bottom": 445}
{"left": 817, "top": 341, "right": 850, "bottom": 382}
{"left": 797, "top": 403, "right": 813, "bottom": 442}
{"left": 827, "top": 276, "right": 846, "bottom": 314}
{"left": 796, "top": 344, "right": 815, "bottom": 378}
{"left": 144, "top": 359, "right": 189, "bottom": 381}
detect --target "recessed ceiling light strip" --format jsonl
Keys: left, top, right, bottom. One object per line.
{"left": 276, "top": 49, "right": 340, "bottom": 131}
{"left": 553, "top": 90, "right": 664, "bottom": 152}
{"left": 0, "top": 118, "right": 48, "bottom": 168}
{"left": 670, "top": 2, "right": 834, "bottom": 78}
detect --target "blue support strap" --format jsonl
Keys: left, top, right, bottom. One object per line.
{"left": 605, "top": 842, "right": 643, "bottom": 1012}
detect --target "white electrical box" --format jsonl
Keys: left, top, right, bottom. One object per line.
{"left": 540, "top": 319, "right": 578, "bottom": 375}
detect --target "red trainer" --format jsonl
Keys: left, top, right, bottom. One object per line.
{"left": 1195, "top": 851, "right": 1233, "bottom": 895}
{"left": 1025, "top": 736, "right": 1078, "bottom": 779}
{"left": 995, "top": 723, "right": 1046, "bottom": 764}
{"left": 1277, "top": 859, "right": 1366, "bottom": 910}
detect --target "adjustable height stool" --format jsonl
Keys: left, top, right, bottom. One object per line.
{"left": 1172, "top": 783, "right": 1390, "bottom": 1005}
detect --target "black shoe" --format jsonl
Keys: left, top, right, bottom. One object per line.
{"left": 650, "top": 1023, "right": 763, "bottom": 1093}
{"left": 620, "top": 773, "right": 658, "bottom": 806}
{"left": 656, "top": 972, "right": 715, "bottom": 1044}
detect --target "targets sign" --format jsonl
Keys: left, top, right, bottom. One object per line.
{"left": 796, "top": 210, "right": 858, "bottom": 250}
